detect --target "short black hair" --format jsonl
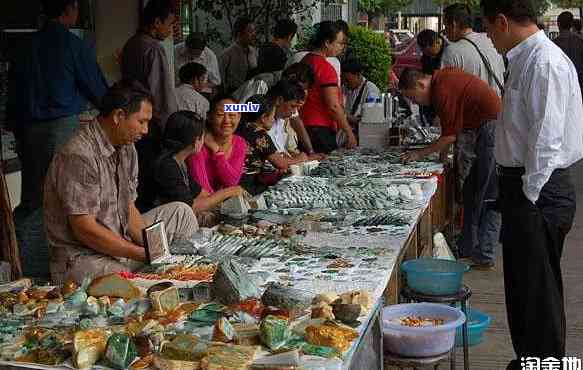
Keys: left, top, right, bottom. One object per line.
{"left": 336, "top": 20, "right": 350, "bottom": 37}
{"left": 480, "top": 0, "right": 538, "bottom": 24}
{"left": 41, "top": 0, "right": 77, "bottom": 19}
{"left": 267, "top": 80, "right": 306, "bottom": 102}
{"left": 162, "top": 111, "right": 206, "bottom": 153}
{"left": 243, "top": 94, "right": 276, "bottom": 123}
{"left": 312, "top": 21, "right": 343, "bottom": 49}
{"left": 209, "top": 93, "right": 239, "bottom": 113}
{"left": 444, "top": 3, "right": 473, "bottom": 29}
{"left": 574, "top": 18, "right": 582, "bottom": 32}
{"left": 142, "top": 0, "right": 174, "bottom": 28}
{"left": 398, "top": 68, "right": 425, "bottom": 91}
{"left": 100, "top": 80, "right": 153, "bottom": 117}
{"left": 234, "top": 17, "right": 254, "bottom": 37}
{"left": 257, "top": 47, "right": 287, "bottom": 74}
{"left": 417, "top": 29, "right": 439, "bottom": 49}
{"left": 342, "top": 60, "right": 363, "bottom": 75}
{"left": 179, "top": 62, "right": 207, "bottom": 84}
{"left": 186, "top": 32, "right": 207, "bottom": 50}
{"left": 273, "top": 19, "right": 298, "bottom": 39}
{"left": 558, "top": 11, "right": 574, "bottom": 30}
{"left": 282, "top": 63, "right": 315, "bottom": 88}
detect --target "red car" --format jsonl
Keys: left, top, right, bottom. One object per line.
{"left": 388, "top": 39, "right": 422, "bottom": 89}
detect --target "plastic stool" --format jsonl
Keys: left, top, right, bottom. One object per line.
{"left": 384, "top": 351, "right": 450, "bottom": 370}
{"left": 400, "top": 285, "right": 472, "bottom": 370}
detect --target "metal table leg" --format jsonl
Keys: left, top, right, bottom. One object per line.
{"left": 461, "top": 299, "right": 469, "bottom": 370}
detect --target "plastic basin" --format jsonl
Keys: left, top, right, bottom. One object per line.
{"left": 401, "top": 258, "right": 469, "bottom": 295}
{"left": 455, "top": 308, "right": 491, "bottom": 347}
{"left": 382, "top": 303, "right": 466, "bottom": 357}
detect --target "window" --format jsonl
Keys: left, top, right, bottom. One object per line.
{"left": 171, "top": 0, "right": 194, "bottom": 44}
{"left": 180, "top": 0, "right": 193, "bottom": 41}
{"left": 321, "top": 3, "right": 343, "bottom": 22}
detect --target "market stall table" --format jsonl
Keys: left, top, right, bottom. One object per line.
{"left": 0, "top": 149, "right": 448, "bottom": 370}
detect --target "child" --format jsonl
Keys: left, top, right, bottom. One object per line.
{"left": 237, "top": 95, "right": 307, "bottom": 195}
{"left": 175, "top": 62, "right": 210, "bottom": 118}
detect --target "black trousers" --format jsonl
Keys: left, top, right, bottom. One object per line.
{"left": 306, "top": 126, "right": 338, "bottom": 154}
{"left": 499, "top": 167, "right": 575, "bottom": 369}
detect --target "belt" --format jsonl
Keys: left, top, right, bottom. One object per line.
{"left": 496, "top": 165, "right": 525, "bottom": 177}
{"left": 497, "top": 166, "right": 570, "bottom": 177}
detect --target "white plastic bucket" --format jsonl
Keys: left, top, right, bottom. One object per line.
{"left": 382, "top": 303, "right": 466, "bottom": 357}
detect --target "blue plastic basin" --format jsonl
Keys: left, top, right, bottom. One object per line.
{"left": 401, "top": 258, "right": 469, "bottom": 295}
{"left": 455, "top": 308, "right": 491, "bottom": 347}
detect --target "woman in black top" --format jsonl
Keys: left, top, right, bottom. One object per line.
{"left": 153, "top": 111, "right": 243, "bottom": 225}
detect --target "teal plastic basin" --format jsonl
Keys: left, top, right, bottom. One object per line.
{"left": 401, "top": 258, "right": 469, "bottom": 295}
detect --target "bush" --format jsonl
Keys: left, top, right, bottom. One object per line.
{"left": 293, "top": 25, "right": 391, "bottom": 90}
{"left": 346, "top": 26, "right": 391, "bottom": 91}
{"left": 294, "top": 24, "right": 316, "bottom": 51}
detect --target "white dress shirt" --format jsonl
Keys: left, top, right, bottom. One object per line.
{"left": 175, "top": 84, "right": 210, "bottom": 118}
{"left": 497, "top": 30, "right": 583, "bottom": 203}
{"left": 176, "top": 46, "right": 221, "bottom": 93}
{"left": 269, "top": 118, "right": 288, "bottom": 153}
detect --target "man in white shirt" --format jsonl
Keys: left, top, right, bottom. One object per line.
{"left": 341, "top": 60, "right": 381, "bottom": 128}
{"left": 442, "top": 4, "right": 505, "bottom": 95}
{"left": 175, "top": 62, "right": 210, "bottom": 118}
{"left": 482, "top": 0, "right": 583, "bottom": 367}
{"left": 219, "top": 17, "right": 258, "bottom": 94}
{"left": 176, "top": 32, "right": 221, "bottom": 98}
{"left": 441, "top": 3, "right": 506, "bottom": 269}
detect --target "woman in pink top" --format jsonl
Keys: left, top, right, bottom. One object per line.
{"left": 188, "top": 94, "right": 247, "bottom": 193}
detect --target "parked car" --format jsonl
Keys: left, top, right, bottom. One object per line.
{"left": 390, "top": 38, "right": 422, "bottom": 80}
{"left": 372, "top": 30, "right": 392, "bottom": 45}
{"left": 388, "top": 29, "right": 415, "bottom": 47}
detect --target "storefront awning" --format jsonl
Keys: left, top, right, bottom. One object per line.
{"left": 399, "top": 0, "right": 442, "bottom": 17}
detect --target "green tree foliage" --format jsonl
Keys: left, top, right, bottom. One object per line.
{"left": 358, "top": 0, "right": 413, "bottom": 16}
{"left": 294, "top": 24, "right": 316, "bottom": 51}
{"left": 197, "top": 0, "right": 330, "bottom": 47}
{"left": 381, "top": 0, "right": 415, "bottom": 13}
{"left": 550, "top": 0, "right": 583, "bottom": 7}
{"left": 432, "top": 0, "right": 551, "bottom": 16}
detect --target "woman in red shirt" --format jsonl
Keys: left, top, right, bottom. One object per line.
{"left": 300, "top": 21, "right": 357, "bottom": 154}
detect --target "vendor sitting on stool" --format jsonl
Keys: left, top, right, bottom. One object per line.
{"left": 44, "top": 81, "right": 199, "bottom": 285}
{"left": 341, "top": 59, "right": 381, "bottom": 130}
{"left": 399, "top": 67, "right": 501, "bottom": 270}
